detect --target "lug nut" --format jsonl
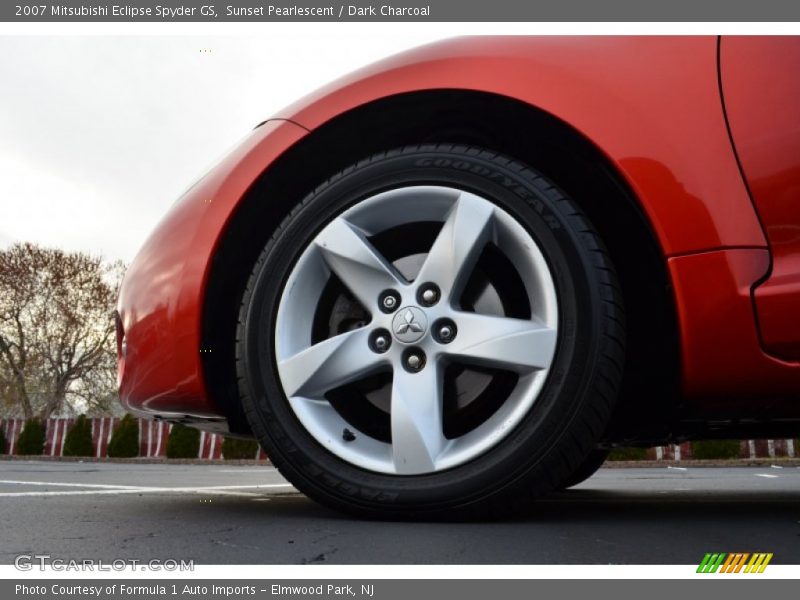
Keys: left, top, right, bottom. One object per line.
{"left": 418, "top": 283, "right": 441, "bottom": 307}
{"left": 369, "top": 329, "right": 392, "bottom": 353}
{"left": 379, "top": 290, "right": 401, "bottom": 314}
{"left": 403, "top": 349, "right": 426, "bottom": 373}
{"left": 433, "top": 318, "right": 457, "bottom": 344}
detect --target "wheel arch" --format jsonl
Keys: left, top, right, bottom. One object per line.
{"left": 202, "top": 89, "right": 680, "bottom": 440}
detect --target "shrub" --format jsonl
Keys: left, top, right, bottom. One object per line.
{"left": 166, "top": 423, "right": 200, "bottom": 459}
{"left": 16, "top": 419, "right": 45, "bottom": 455}
{"left": 107, "top": 414, "right": 140, "bottom": 458}
{"left": 221, "top": 437, "right": 259, "bottom": 460}
{"left": 691, "top": 439, "right": 741, "bottom": 460}
{"left": 63, "top": 415, "right": 94, "bottom": 457}
{"left": 607, "top": 447, "right": 648, "bottom": 461}
{"left": 0, "top": 426, "right": 6, "bottom": 454}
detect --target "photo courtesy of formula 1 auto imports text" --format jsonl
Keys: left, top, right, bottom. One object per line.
{"left": 0, "top": 0, "right": 799, "bottom": 597}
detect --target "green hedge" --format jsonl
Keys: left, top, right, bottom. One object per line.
{"left": 0, "top": 425, "right": 6, "bottom": 455}
{"left": 221, "top": 437, "right": 259, "bottom": 460}
{"left": 16, "top": 419, "right": 45, "bottom": 455}
{"left": 63, "top": 415, "right": 94, "bottom": 457}
{"left": 166, "top": 424, "right": 200, "bottom": 459}
{"left": 107, "top": 414, "right": 140, "bottom": 458}
{"left": 691, "top": 439, "right": 741, "bottom": 460}
{"left": 607, "top": 447, "right": 648, "bottom": 461}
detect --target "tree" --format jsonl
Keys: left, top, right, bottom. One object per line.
{"left": 66, "top": 346, "right": 123, "bottom": 417}
{"left": 0, "top": 243, "right": 123, "bottom": 419}
{"left": 16, "top": 419, "right": 45, "bottom": 455}
{"left": 691, "top": 440, "right": 742, "bottom": 460}
{"left": 166, "top": 424, "right": 200, "bottom": 459}
{"left": 107, "top": 414, "right": 139, "bottom": 458}
{"left": 607, "top": 447, "right": 648, "bottom": 461}
{"left": 221, "top": 437, "right": 259, "bottom": 460}
{"left": 0, "top": 361, "right": 15, "bottom": 415}
{"left": 63, "top": 414, "right": 94, "bottom": 457}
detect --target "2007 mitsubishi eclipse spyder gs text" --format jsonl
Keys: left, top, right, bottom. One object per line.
{"left": 116, "top": 36, "right": 800, "bottom": 518}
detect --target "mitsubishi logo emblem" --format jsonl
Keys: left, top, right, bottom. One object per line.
{"left": 391, "top": 306, "right": 428, "bottom": 343}
{"left": 396, "top": 309, "right": 424, "bottom": 335}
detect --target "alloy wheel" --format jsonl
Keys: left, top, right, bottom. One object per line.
{"left": 274, "top": 185, "right": 559, "bottom": 475}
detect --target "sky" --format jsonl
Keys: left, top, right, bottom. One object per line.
{"left": 0, "top": 32, "right": 441, "bottom": 261}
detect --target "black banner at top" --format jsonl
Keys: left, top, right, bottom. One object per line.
{"left": 4, "top": 0, "right": 800, "bottom": 22}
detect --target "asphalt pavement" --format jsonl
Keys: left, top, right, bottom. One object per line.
{"left": 1, "top": 460, "right": 798, "bottom": 564}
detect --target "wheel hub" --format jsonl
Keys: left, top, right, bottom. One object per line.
{"left": 391, "top": 306, "right": 428, "bottom": 343}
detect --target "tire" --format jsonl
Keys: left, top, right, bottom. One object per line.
{"left": 559, "top": 448, "right": 610, "bottom": 489}
{"left": 236, "top": 144, "right": 625, "bottom": 519}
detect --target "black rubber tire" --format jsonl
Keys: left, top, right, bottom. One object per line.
{"left": 236, "top": 144, "right": 625, "bottom": 519}
{"left": 559, "top": 449, "right": 610, "bottom": 489}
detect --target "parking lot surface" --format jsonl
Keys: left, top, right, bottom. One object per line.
{"left": 1, "top": 460, "right": 798, "bottom": 564}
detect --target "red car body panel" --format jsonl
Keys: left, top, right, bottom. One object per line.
{"left": 669, "top": 249, "right": 800, "bottom": 414}
{"left": 280, "top": 36, "right": 766, "bottom": 255}
{"left": 117, "top": 119, "right": 307, "bottom": 418}
{"left": 721, "top": 36, "right": 800, "bottom": 361}
{"left": 117, "top": 36, "right": 800, "bottom": 427}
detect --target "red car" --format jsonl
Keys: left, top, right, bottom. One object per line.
{"left": 116, "top": 36, "right": 800, "bottom": 517}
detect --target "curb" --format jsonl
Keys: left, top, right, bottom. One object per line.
{"left": 0, "top": 455, "right": 271, "bottom": 466}
{"left": 603, "top": 458, "right": 800, "bottom": 468}
{"left": 1, "top": 455, "right": 798, "bottom": 468}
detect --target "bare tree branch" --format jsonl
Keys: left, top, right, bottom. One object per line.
{"left": 0, "top": 243, "right": 124, "bottom": 418}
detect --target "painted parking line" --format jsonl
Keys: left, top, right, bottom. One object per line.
{"left": 0, "top": 479, "right": 292, "bottom": 490}
{"left": 0, "top": 479, "right": 152, "bottom": 490}
{"left": 218, "top": 468, "right": 277, "bottom": 473}
{"left": 0, "top": 489, "right": 264, "bottom": 497}
{"left": 0, "top": 479, "right": 295, "bottom": 498}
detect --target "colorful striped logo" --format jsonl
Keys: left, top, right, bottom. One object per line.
{"left": 697, "top": 553, "right": 773, "bottom": 573}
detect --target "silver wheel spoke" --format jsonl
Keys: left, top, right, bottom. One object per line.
{"left": 390, "top": 365, "right": 446, "bottom": 474}
{"left": 315, "top": 217, "right": 404, "bottom": 309}
{"left": 278, "top": 328, "right": 385, "bottom": 398}
{"left": 416, "top": 191, "right": 495, "bottom": 301}
{"left": 444, "top": 312, "right": 557, "bottom": 373}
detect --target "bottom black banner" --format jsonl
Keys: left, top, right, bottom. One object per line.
{"left": 3, "top": 579, "right": 796, "bottom": 600}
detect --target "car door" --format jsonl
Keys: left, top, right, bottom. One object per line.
{"left": 720, "top": 36, "right": 800, "bottom": 360}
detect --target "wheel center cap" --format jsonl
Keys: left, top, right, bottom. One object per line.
{"left": 391, "top": 306, "right": 428, "bottom": 343}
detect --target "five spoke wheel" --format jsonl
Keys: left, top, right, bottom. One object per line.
{"left": 275, "top": 186, "right": 558, "bottom": 475}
